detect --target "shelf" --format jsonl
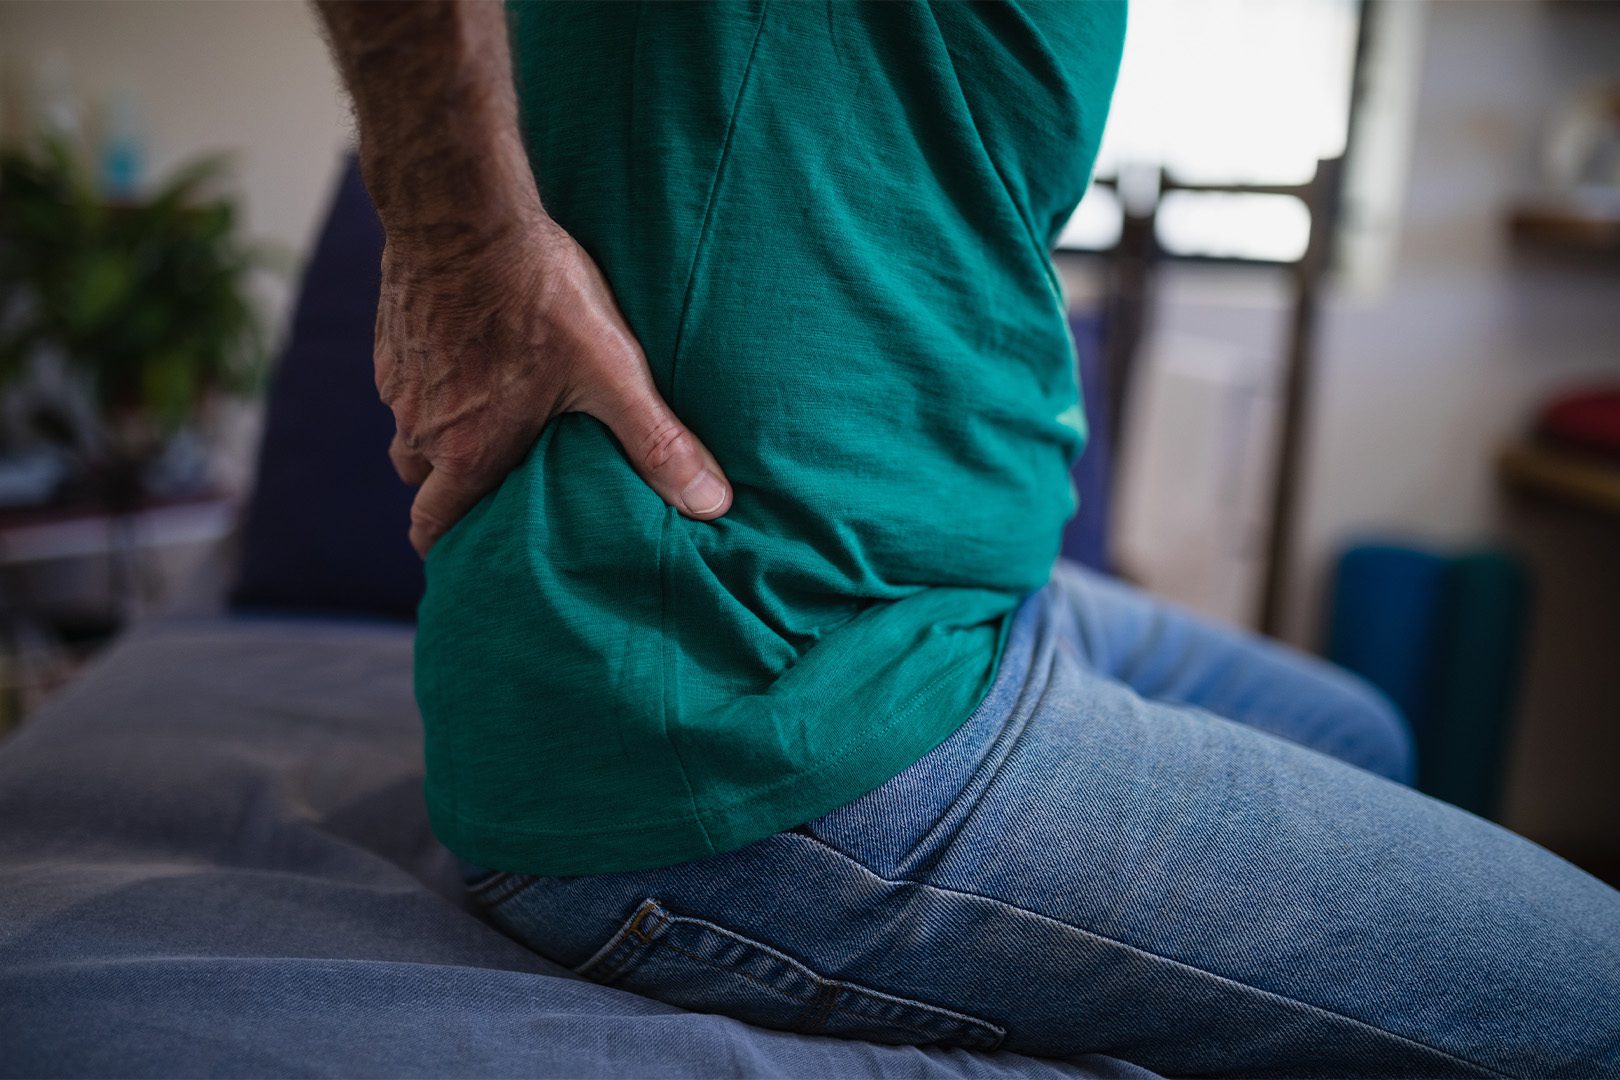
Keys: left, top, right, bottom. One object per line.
{"left": 1498, "top": 441, "right": 1620, "bottom": 521}
{"left": 0, "top": 495, "right": 235, "bottom": 567}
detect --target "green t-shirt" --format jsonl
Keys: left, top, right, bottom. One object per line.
{"left": 416, "top": 0, "right": 1126, "bottom": 875}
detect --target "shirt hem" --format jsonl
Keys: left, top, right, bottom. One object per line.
{"left": 426, "top": 604, "right": 1019, "bottom": 878}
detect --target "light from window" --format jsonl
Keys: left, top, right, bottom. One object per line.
{"left": 1059, "top": 0, "right": 1361, "bottom": 260}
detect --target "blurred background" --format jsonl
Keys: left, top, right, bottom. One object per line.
{"left": 0, "top": 1, "right": 1616, "bottom": 880}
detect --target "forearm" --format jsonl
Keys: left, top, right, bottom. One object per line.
{"left": 312, "top": 0, "right": 545, "bottom": 253}
{"left": 312, "top": 0, "right": 733, "bottom": 550}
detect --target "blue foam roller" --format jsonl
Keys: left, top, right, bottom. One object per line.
{"left": 1425, "top": 551, "right": 1529, "bottom": 821}
{"left": 1326, "top": 543, "right": 1450, "bottom": 728}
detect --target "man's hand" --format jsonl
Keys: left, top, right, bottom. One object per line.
{"left": 378, "top": 219, "right": 733, "bottom": 557}
{"left": 313, "top": 0, "right": 730, "bottom": 557}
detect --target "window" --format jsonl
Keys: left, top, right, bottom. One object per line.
{"left": 1059, "top": 0, "right": 1362, "bottom": 262}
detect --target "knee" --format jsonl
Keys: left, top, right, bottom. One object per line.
{"left": 1324, "top": 674, "right": 1417, "bottom": 786}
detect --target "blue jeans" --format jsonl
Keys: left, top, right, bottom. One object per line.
{"left": 462, "top": 561, "right": 1620, "bottom": 1077}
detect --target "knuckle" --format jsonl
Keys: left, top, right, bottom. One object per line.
{"left": 431, "top": 430, "right": 491, "bottom": 478}
{"left": 390, "top": 426, "right": 422, "bottom": 456}
{"left": 639, "top": 422, "right": 694, "bottom": 473}
{"left": 390, "top": 450, "right": 428, "bottom": 485}
{"left": 390, "top": 399, "right": 422, "bottom": 443}
{"left": 373, "top": 350, "right": 399, "bottom": 398}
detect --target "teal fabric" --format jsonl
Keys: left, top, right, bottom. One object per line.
{"left": 416, "top": 1, "right": 1126, "bottom": 875}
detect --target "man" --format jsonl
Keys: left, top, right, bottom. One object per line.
{"left": 316, "top": 2, "right": 1620, "bottom": 1074}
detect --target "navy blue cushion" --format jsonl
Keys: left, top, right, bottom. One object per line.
{"left": 231, "top": 155, "right": 424, "bottom": 620}
{"left": 1060, "top": 310, "right": 1112, "bottom": 573}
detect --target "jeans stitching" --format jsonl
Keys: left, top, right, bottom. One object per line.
{"left": 573, "top": 899, "right": 662, "bottom": 984}
{"left": 654, "top": 938, "right": 804, "bottom": 1001}
{"left": 789, "top": 830, "right": 1514, "bottom": 1078}
{"left": 585, "top": 926, "right": 647, "bottom": 985}
{"left": 606, "top": 900, "right": 1003, "bottom": 1047}
{"left": 644, "top": 937, "right": 994, "bottom": 1045}
{"left": 589, "top": 944, "right": 637, "bottom": 984}
{"left": 802, "top": 982, "right": 843, "bottom": 1033}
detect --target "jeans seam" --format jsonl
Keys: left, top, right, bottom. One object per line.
{"left": 803, "top": 982, "right": 843, "bottom": 1032}
{"left": 789, "top": 830, "right": 1514, "bottom": 1078}
{"left": 569, "top": 899, "right": 657, "bottom": 983}
{"left": 650, "top": 931, "right": 990, "bottom": 1044}
{"left": 656, "top": 938, "right": 803, "bottom": 1002}
{"left": 895, "top": 633, "right": 1056, "bottom": 881}
{"left": 478, "top": 874, "right": 543, "bottom": 912}
{"left": 614, "top": 904, "right": 1000, "bottom": 1045}
{"left": 648, "top": 938, "right": 991, "bottom": 1044}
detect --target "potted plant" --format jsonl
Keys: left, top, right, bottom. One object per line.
{"left": 0, "top": 134, "right": 270, "bottom": 512}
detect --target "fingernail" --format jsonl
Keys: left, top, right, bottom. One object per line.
{"left": 680, "top": 470, "right": 727, "bottom": 515}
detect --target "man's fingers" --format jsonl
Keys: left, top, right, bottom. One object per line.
{"left": 389, "top": 431, "right": 432, "bottom": 486}
{"left": 591, "top": 376, "right": 732, "bottom": 521}
{"left": 409, "top": 468, "right": 494, "bottom": 558}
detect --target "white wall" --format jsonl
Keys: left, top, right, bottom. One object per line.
{"left": 1292, "top": 0, "right": 1620, "bottom": 645}
{"left": 1304, "top": 0, "right": 1620, "bottom": 863}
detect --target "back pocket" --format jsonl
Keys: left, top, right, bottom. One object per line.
{"left": 575, "top": 897, "right": 1005, "bottom": 1052}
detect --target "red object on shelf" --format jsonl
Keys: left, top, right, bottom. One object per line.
{"left": 1536, "top": 386, "right": 1620, "bottom": 461}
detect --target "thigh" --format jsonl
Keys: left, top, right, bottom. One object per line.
{"left": 468, "top": 634, "right": 1619, "bottom": 1078}
{"left": 1050, "top": 560, "right": 1415, "bottom": 783}
{"left": 801, "top": 642, "right": 1620, "bottom": 1076}
{"left": 464, "top": 570, "right": 1619, "bottom": 1076}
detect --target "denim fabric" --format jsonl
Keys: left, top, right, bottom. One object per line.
{"left": 466, "top": 561, "right": 1620, "bottom": 1078}
{"left": 0, "top": 610, "right": 1155, "bottom": 1079}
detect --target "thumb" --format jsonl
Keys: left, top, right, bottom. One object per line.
{"left": 588, "top": 374, "right": 732, "bottom": 521}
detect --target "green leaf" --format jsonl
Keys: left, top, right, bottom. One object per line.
{"left": 0, "top": 131, "right": 272, "bottom": 439}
